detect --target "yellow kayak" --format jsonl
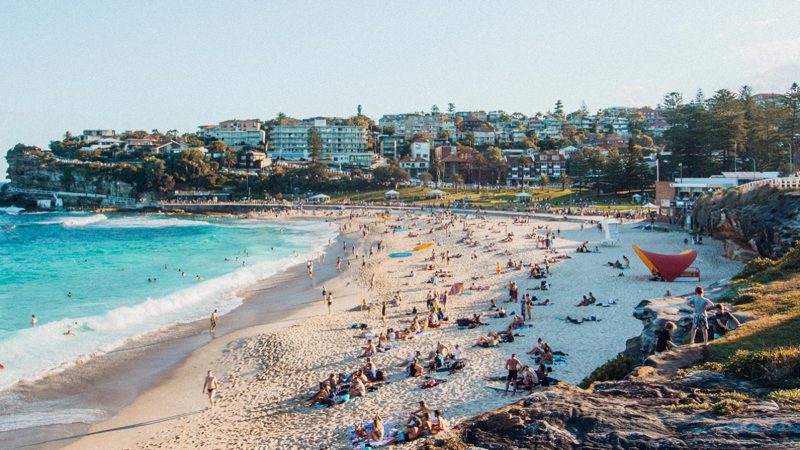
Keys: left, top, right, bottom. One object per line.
{"left": 413, "top": 243, "right": 434, "bottom": 251}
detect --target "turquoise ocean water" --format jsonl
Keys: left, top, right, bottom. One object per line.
{"left": 0, "top": 210, "right": 336, "bottom": 391}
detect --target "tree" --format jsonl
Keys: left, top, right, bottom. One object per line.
{"left": 624, "top": 141, "right": 650, "bottom": 192}
{"left": 447, "top": 103, "right": 456, "bottom": 113}
{"left": 560, "top": 174, "right": 571, "bottom": 191}
{"left": 222, "top": 149, "right": 237, "bottom": 171}
{"left": 431, "top": 104, "right": 440, "bottom": 115}
{"left": 707, "top": 89, "right": 745, "bottom": 171}
{"left": 452, "top": 173, "right": 464, "bottom": 191}
{"left": 538, "top": 174, "right": 550, "bottom": 189}
{"left": 357, "top": 104, "right": 362, "bottom": 116}
{"left": 603, "top": 148, "right": 626, "bottom": 193}
{"left": 420, "top": 172, "right": 433, "bottom": 183}
{"left": 308, "top": 127, "right": 322, "bottom": 162}
{"left": 430, "top": 152, "right": 443, "bottom": 184}
{"left": 784, "top": 82, "right": 800, "bottom": 172}
{"left": 554, "top": 100, "right": 565, "bottom": 119}
{"left": 142, "top": 157, "right": 175, "bottom": 194}
{"left": 372, "top": 164, "right": 410, "bottom": 186}
{"left": 167, "top": 149, "right": 217, "bottom": 188}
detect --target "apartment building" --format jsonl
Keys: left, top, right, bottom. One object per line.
{"left": 377, "top": 113, "right": 456, "bottom": 138}
{"left": 268, "top": 118, "right": 369, "bottom": 165}
{"left": 198, "top": 119, "right": 266, "bottom": 149}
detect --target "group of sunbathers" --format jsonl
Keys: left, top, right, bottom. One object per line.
{"left": 576, "top": 292, "right": 598, "bottom": 306}
{"left": 310, "top": 358, "right": 388, "bottom": 407}
{"left": 605, "top": 255, "right": 630, "bottom": 269}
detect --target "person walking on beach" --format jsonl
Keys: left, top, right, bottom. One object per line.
{"left": 686, "top": 286, "right": 714, "bottom": 347}
{"left": 336, "top": 256, "right": 342, "bottom": 272}
{"left": 210, "top": 310, "right": 217, "bottom": 333}
{"left": 327, "top": 292, "right": 333, "bottom": 315}
{"left": 505, "top": 354, "right": 522, "bottom": 394}
{"left": 202, "top": 370, "right": 219, "bottom": 408}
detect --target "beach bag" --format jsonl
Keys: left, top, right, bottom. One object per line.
{"left": 450, "top": 360, "right": 466, "bottom": 372}
{"left": 456, "top": 318, "right": 472, "bottom": 327}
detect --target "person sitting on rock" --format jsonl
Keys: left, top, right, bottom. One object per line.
{"left": 712, "top": 304, "right": 740, "bottom": 337}
{"left": 654, "top": 321, "right": 678, "bottom": 353}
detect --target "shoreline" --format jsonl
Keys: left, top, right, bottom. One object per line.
{"left": 6, "top": 209, "right": 742, "bottom": 449}
{"left": 0, "top": 214, "right": 351, "bottom": 450}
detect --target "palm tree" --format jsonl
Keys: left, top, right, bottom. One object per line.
{"left": 560, "top": 174, "right": 571, "bottom": 191}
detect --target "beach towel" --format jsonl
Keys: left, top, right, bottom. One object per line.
{"left": 421, "top": 378, "right": 447, "bottom": 389}
{"left": 449, "top": 283, "right": 464, "bottom": 295}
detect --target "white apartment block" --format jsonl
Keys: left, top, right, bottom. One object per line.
{"left": 378, "top": 113, "right": 456, "bottom": 138}
{"left": 410, "top": 140, "right": 431, "bottom": 161}
{"left": 80, "top": 129, "right": 116, "bottom": 143}
{"left": 199, "top": 119, "right": 266, "bottom": 149}
{"left": 269, "top": 118, "right": 369, "bottom": 164}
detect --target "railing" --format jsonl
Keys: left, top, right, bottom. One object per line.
{"left": 737, "top": 177, "right": 800, "bottom": 192}
{"left": 6, "top": 185, "right": 136, "bottom": 205}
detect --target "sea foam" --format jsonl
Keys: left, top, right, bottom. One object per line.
{"left": 0, "top": 220, "right": 337, "bottom": 392}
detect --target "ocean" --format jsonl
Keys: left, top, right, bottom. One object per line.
{"left": 0, "top": 210, "right": 337, "bottom": 392}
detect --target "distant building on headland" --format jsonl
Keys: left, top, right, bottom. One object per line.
{"left": 268, "top": 118, "right": 370, "bottom": 166}
{"left": 198, "top": 119, "right": 266, "bottom": 151}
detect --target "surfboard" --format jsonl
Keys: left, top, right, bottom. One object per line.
{"left": 389, "top": 252, "right": 413, "bottom": 258}
{"left": 413, "top": 243, "right": 434, "bottom": 251}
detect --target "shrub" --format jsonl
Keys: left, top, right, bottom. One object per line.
{"left": 723, "top": 347, "right": 800, "bottom": 388}
{"left": 718, "top": 391, "right": 749, "bottom": 401}
{"left": 712, "top": 399, "right": 744, "bottom": 415}
{"left": 735, "top": 257, "right": 777, "bottom": 280}
{"left": 767, "top": 389, "right": 800, "bottom": 403}
{"left": 669, "top": 402, "right": 711, "bottom": 412}
{"left": 579, "top": 353, "right": 638, "bottom": 389}
{"left": 674, "top": 362, "right": 724, "bottom": 380}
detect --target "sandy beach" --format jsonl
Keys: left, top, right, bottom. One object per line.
{"left": 55, "top": 209, "right": 740, "bottom": 450}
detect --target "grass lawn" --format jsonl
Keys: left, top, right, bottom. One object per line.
{"left": 324, "top": 186, "right": 647, "bottom": 211}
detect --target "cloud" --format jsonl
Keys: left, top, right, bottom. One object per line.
{"left": 729, "top": 37, "right": 800, "bottom": 72}
{"left": 744, "top": 17, "right": 779, "bottom": 28}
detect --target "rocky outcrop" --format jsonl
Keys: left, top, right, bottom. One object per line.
{"left": 1, "top": 144, "right": 137, "bottom": 208}
{"left": 692, "top": 186, "right": 800, "bottom": 260}
{"left": 422, "top": 374, "right": 800, "bottom": 449}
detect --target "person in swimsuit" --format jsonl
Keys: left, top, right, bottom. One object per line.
{"left": 202, "top": 370, "right": 219, "bottom": 408}
{"left": 686, "top": 286, "right": 714, "bottom": 346}
{"left": 505, "top": 353, "right": 522, "bottom": 394}
{"left": 327, "top": 292, "right": 333, "bottom": 315}
{"left": 210, "top": 310, "right": 217, "bottom": 333}
{"left": 31, "top": 314, "right": 37, "bottom": 327}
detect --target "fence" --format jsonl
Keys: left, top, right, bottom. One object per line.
{"left": 737, "top": 177, "right": 800, "bottom": 193}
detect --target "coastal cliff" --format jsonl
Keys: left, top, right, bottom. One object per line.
{"left": 420, "top": 373, "right": 799, "bottom": 450}
{"left": 692, "top": 185, "right": 800, "bottom": 260}
{"left": 1, "top": 144, "right": 137, "bottom": 207}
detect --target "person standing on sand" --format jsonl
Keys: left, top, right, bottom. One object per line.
{"left": 505, "top": 354, "right": 522, "bottom": 394}
{"left": 686, "top": 286, "right": 714, "bottom": 347}
{"left": 210, "top": 310, "right": 217, "bottom": 333}
{"left": 327, "top": 292, "right": 333, "bottom": 315}
{"left": 31, "top": 314, "right": 37, "bottom": 327}
{"left": 202, "top": 370, "right": 219, "bottom": 408}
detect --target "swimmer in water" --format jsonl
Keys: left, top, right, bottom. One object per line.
{"left": 67, "top": 292, "right": 72, "bottom": 298}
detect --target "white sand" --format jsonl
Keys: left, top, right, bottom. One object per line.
{"left": 66, "top": 211, "right": 741, "bottom": 450}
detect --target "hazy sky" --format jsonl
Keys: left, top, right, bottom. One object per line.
{"left": 2, "top": 1, "right": 799, "bottom": 179}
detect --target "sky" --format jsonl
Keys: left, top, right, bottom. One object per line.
{"left": 2, "top": 1, "right": 799, "bottom": 180}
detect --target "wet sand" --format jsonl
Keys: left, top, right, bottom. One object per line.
{"left": 0, "top": 220, "right": 348, "bottom": 450}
